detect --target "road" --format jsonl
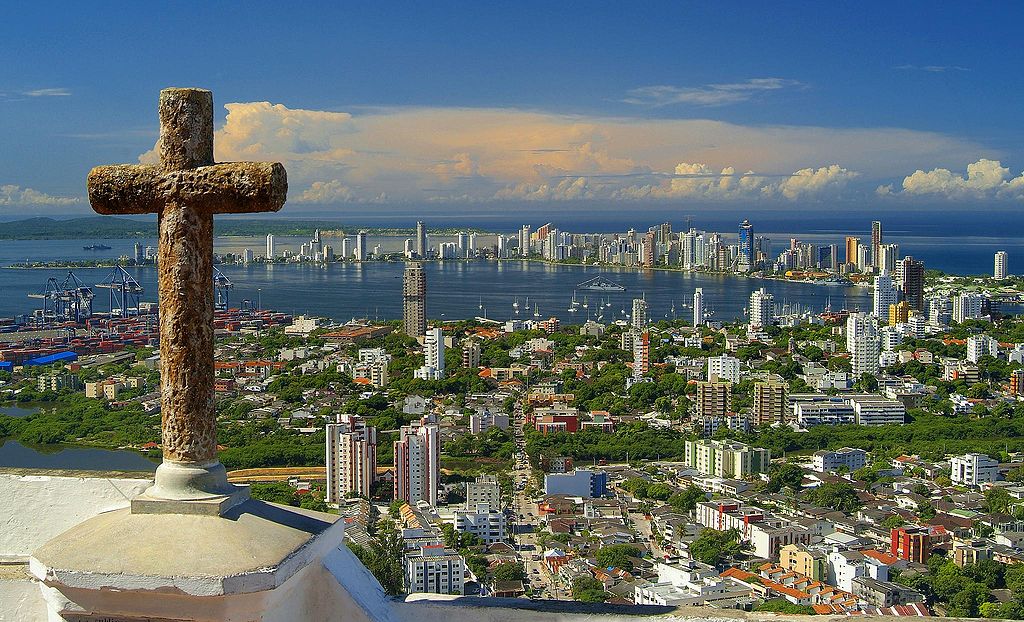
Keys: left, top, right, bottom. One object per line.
{"left": 508, "top": 403, "right": 568, "bottom": 600}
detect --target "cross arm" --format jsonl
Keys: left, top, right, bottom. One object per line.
{"left": 88, "top": 162, "right": 288, "bottom": 215}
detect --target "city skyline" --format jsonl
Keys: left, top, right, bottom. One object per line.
{"left": 3, "top": 3, "right": 1024, "bottom": 214}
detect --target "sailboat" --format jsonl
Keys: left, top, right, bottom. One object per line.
{"left": 513, "top": 297, "right": 520, "bottom": 314}
{"left": 478, "top": 297, "right": 484, "bottom": 311}
{"left": 533, "top": 303, "right": 541, "bottom": 319}
{"left": 581, "top": 297, "right": 589, "bottom": 309}
{"left": 568, "top": 292, "right": 579, "bottom": 312}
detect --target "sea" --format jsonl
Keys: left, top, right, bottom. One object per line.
{"left": 0, "top": 236, "right": 877, "bottom": 325}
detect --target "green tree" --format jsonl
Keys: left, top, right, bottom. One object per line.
{"left": 667, "top": 485, "right": 706, "bottom": 513}
{"left": 492, "top": 561, "right": 526, "bottom": 582}
{"left": 804, "top": 482, "right": 862, "bottom": 512}
{"left": 595, "top": 544, "right": 640, "bottom": 572}
{"left": 765, "top": 463, "right": 805, "bottom": 493}
{"left": 571, "top": 576, "right": 608, "bottom": 603}
{"left": 688, "top": 528, "right": 741, "bottom": 566}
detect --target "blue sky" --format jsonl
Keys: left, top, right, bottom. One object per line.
{"left": 2, "top": 2, "right": 1023, "bottom": 215}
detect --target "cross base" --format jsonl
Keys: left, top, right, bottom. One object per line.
{"left": 131, "top": 460, "right": 250, "bottom": 516}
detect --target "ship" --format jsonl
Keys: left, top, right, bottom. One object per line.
{"left": 83, "top": 244, "right": 112, "bottom": 251}
{"left": 577, "top": 276, "right": 626, "bottom": 292}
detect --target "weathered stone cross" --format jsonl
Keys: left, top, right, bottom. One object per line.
{"left": 88, "top": 88, "right": 287, "bottom": 509}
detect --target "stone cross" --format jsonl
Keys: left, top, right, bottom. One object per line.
{"left": 88, "top": 88, "right": 286, "bottom": 508}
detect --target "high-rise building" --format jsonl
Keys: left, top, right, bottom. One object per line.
{"left": 355, "top": 231, "right": 368, "bottom": 261}
{"left": 967, "top": 334, "right": 998, "bottom": 363}
{"left": 325, "top": 414, "right": 377, "bottom": 503}
{"left": 738, "top": 220, "right": 754, "bottom": 271}
{"left": 896, "top": 256, "right": 925, "bottom": 311}
{"left": 415, "top": 327, "right": 445, "bottom": 380}
{"left": 416, "top": 221, "right": 427, "bottom": 258}
{"left": 693, "top": 288, "right": 704, "bottom": 327}
{"left": 753, "top": 380, "right": 788, "bottom": 425}
{"left": 991, "top": 253, "right": 1007, "bottom": 282}
{"left": 845, "top": 236, "right": 861, "bottom": 268}
{"left": 695, "top": 381, "right": 731, "bottom": 419}
{"left": 403, "top": 263, "right": 427, "bottom": 337}
{"left": 873, "top": 272, "right": 899, "bottom": 320}
{"left": 456, "top": 231, "right": 468, "bottom": 257}
{"left": 266, "top": 233, "right": 275, "bottom": 259}
{"left": 242, "top": 248, "right": 254, "bottom": 264}
{"left": 870, "top": 220, "right": 882, "bottom": 269}
{"left": 877, "top": 243, "right": 899, "bottom": 274}
{"left": 748, "top": 288, "right": 774, "bottom": 329}
{"left": 632, "top": 331, "right": 650, "bottom": 379}
{"left": 340, "top": 238, "right": 350, "bottom": 259}
{"left": 889, "top": 300, "right": 909, "bottom": 325}
{"left": 520, "top": 225, "right": 531, "bottom": 257}
{"left": 846, "top": 312, "right": 880, "bottom": 377}
{"left": 707, "top": 355, "right": 741, "bottom": 384}
{"left": 133, "top": 242, "right": 144, "bottom": 264}
{"left": 953, "top": 292, "right": 985, "bottom": 324}
{"left": 394, "top": 421, "right": 439, "bottom": 506}
{"left": 462, "top": 339, "right": 481, "bottom": 369}
{"left": 631, "top": 297, "right": 648, "bottom": 329}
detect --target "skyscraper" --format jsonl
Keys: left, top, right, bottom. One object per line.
{"left": 520, "top": 225, "right": 531, "bottom": 257}
{"left": 991, "top": 251, "right": 1007, "bottom": 280}
{"left": 403, "top": 263, "right": 427, "bottom": 337}
{"left": 355, "top": 231, "right": 367, "bottom": 261}
{"left": 631, "top": 297, "right": 648, "bottom": 329}
{"left": 133, "top": 242, "right": 143, "bottom": 264}
{"left": 872, "top": 272, "right": 899, "bottom": 320}
{"left": 748, "top": 288, "right": 774, "bottom": 329}
{"left": 456, "top": 231, "right": 468, "bottom": 257}
{"left": 896, "top": 256, "right": 925, "bottom": 311}
{"left": 846, "top": 312, "right": 880, "bottom": 377}
{"left": 325, "top": 414, "right": 377, "bottom": 503}
{"left": 693, "top": 288, "right": 704, "bottom": 327}
{"left": 878, "top": 243, "right": 899, "bottom": 275}
{"left": 416, "top": 221, "right": 426, "bottom": 258}
{"left": 265, "top": 233, "right": 275, "bottom": 259}
{"left": 845, "top": 236, "right": 861, "bottom": 267}
{"left": 871, "top": 220, "right": 882, "bottom": 269}
{"left": 738, "top": 219, "right": 754, "bottom": 271}
{"left": 394, "top": 421, "right": 439, "bottom": 506}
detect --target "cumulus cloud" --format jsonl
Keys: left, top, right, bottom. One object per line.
{"left": 296, "top": 180, "right": 355, "bottom": 203}
{"left": 134, "top": 100, "right": 988, "bottom": 204}
{"left": 895, "top": 159, "right": 1024, "bottom": 199}
{"left": 777, "top": 165, "right": 859, "bottom": 199}
{"left": 0, "top": 185, "right": 80, "bottom": 206}
{"left": 623, "top": 78, "right": 802, "bottom": 107}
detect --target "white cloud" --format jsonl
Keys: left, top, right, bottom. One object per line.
{"left": 0, "top": 185, "right": 80, "bottom": 206}
{"left": 776, "top": 165, "right": 859, "bottom": 199}
{"left": 895, "top": 65, "right": 970, "bottom": 73}
{"left": 23, "top": 88, "right": 71, "bottom": 97}
{"left": 623, "top": 78, "right": 802, "bottom": 107}
{"left": 135, "top": 100, "right": 989, "bottom": 204}
{"left": 897, "top": 159, "right": 1024, "bottom": 199}
{"left": 296, "top": 180, "right": 355, "bottom": 203}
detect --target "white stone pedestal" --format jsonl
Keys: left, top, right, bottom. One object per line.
{"left": 29, "top": 499, "right": 391, "bottom": 622}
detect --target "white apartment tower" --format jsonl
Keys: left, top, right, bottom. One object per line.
{"left": 873, "top": 272, "right": 899, "bottom": 320}
{"left": 631, "top": 297, "right": 648, "bottom": 329}
{"left": 415, "top": 327, "right": 446, "bottom": 380}
{"left": 394, "top": 422, "right": 440, "bottom": 506}
{"left": 355, "top": 230, "right": 368, "bottom": 261}
{"left": 995, "top": 251, "right": 1008, "bottom": 280}
{"left": 693, "top": 288, "right": 704, "bottom": 327}
{"left": 748, "top": 288, "right": 774, "bottom": 329}
{"left": 265, "top": 233, "right": 275, "bottom": 259}
{"left": 846, "top": 312, "right": 880, "bottom": 377}
{"left": 325, "top": 414, "right": 377, "bottom": 503}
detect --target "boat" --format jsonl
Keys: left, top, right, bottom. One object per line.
{"left": 512, "top": 297, "right": 520, "bottom": 314}
{"left": 83, "top": 244, "right": 112, "bottom": 250}
{"left": 577, "top": 276, "right": 626, "bottom": 292}
{"left": 533, "top": 304, "right": 540, "bottom": 319}
{"left": 581, "top": 297, "right": 589, "bottom": 309}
